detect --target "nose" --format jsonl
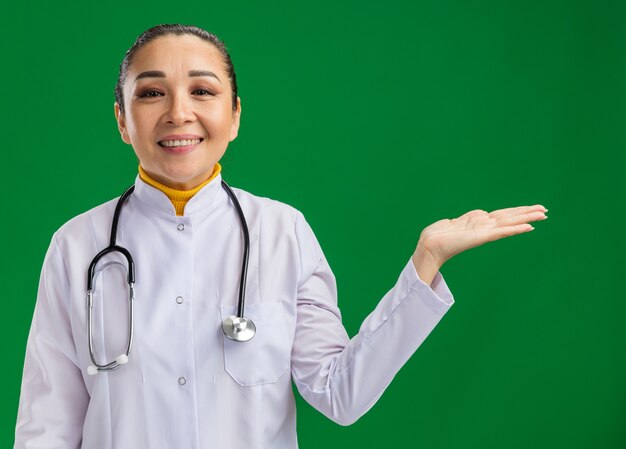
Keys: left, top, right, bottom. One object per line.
{"left": 164, "top": 91, "right": 196, "bottom": 125}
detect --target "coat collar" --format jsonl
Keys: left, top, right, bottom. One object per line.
{"left": 132, "top": 171, "right": 224, "bottom": 217}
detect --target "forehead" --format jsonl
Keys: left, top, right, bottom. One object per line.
{"left": 130, "top": 34, "right": 225, "bottom": 74}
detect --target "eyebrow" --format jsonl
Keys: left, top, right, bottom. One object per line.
{"left": 134, "top": 70, "right": 221, "bottom": 83}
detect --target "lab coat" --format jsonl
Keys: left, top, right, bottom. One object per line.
{"left": 14, "top": 171, "right": 455, "bottom": 449}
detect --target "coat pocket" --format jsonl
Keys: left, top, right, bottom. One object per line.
{"left": 220, "top": 302, "right": 291, "bottom": 386}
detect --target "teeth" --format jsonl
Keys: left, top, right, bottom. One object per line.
{"left": 160, "top": 138, "right": 201, "bottom": 147}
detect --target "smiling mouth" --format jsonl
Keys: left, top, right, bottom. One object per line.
{"left": 158, "top": 138, "right": 204, "bottom": 148}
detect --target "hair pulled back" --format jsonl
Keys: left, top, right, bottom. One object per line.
{"left": 114, "top": 24, "right": 238, "bottom": 115}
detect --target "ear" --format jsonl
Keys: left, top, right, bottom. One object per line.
{"left": 114, "top": 102, "right": 132, "bottom": 145}
{"left": 229, "top": 96, "right": 242, "bottom": 142}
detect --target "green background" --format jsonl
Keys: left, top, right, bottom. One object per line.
{"left": 2, "top": 0, "right": 625, "bottom": 447}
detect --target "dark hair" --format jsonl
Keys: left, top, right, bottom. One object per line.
{"left": 114, "top": 24, "right": 238, "bottom": 115}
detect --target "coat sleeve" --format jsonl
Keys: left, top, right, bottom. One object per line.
{"left": 14, "top": 235, "right": 89, "bottom": 449}
{"left": 290, "top": 210, "right": 455, "bottom": 426}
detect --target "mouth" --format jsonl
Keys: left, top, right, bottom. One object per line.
{"left": 158, "top": 137, "right": 204, "bottom": 148}
{"left": 157, "top": 137, "right": 204, "bottom": 155}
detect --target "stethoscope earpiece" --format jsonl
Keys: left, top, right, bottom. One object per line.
{"left": 87, "top": 353, "right": 130, "bottom": 376}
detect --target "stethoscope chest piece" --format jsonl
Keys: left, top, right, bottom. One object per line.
{"left": 222, "top": 315, "right": 256, "bottom": 342}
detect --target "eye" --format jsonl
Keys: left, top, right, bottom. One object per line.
{"left": 137, "top": 89, "right": 163, "bottom": 98}
{"left": 193, "top": 88, "right": 215, "bottom": 96}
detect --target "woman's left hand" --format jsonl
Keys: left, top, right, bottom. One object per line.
{"left": 412, "top": 204, "right": 548, "bottom": 284}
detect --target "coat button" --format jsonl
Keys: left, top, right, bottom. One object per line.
{"left": 176, "top": 296, "right": 183, "bottom": 304}
{"left": 177, "top": 223, "right": 185, "bottom": 231}
{"left": 178, "top": 377, "right": 187, "bottom": 385}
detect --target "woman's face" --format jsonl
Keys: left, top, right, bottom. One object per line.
{"left": 114, "top": 34, "right": 241, "bottom": 190}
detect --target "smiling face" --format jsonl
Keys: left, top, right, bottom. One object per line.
{"left": 114, "top": 34, "right": 241, "bottom": 190}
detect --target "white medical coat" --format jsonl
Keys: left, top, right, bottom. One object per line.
{"left": 14, "top": 172, "right": 455, "bottom": 449}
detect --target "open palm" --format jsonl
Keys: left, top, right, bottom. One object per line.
{"left": 419, "top": 204, "right": 548, "bottom": 266}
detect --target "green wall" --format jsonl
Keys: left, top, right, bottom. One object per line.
{"left": 2, "top": 1, "right": 625, "bottom": 448}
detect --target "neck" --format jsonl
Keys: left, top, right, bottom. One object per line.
{"left": 138, "top": 163, "right": 222, "bottom": 216}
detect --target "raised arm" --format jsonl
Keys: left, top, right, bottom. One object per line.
{"left": 290, "top": 204, "right": 547, "bottom": 426}
{"left": 290, "top": 210, "right": 454, "bottom": 425}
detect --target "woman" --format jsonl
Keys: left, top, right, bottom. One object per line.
{"left": 14, "top": 24, "right": 548, "bottom": 449}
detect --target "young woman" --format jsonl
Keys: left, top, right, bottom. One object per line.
{"left": 14, "top": 23, "right": 548, "bottom": 449}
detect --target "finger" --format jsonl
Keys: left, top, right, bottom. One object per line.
{"left": 490, "top": 204, "right": 547, "bottom": 217}
{"left": 483, "top": 223, "right": 534, "bottom": 242}
{"left": 495, "top": 210, "right": 546, "bottom": 226}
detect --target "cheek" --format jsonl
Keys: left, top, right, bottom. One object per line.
{"left": 127, "top": 112, "right": 154, "bottom": 142}
{"left": 204, "top": 111, "right": 232, "bottom": 136}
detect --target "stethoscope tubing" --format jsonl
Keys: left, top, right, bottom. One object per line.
{"left": 220, "top": 180, "right": 250, "bottom": 318}
{"left": 86, "top": 179, "right": 252, "bottom": 374}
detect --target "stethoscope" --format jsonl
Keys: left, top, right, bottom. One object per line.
{"left": 86, "top": 180, "right": 256, "bottom": 375}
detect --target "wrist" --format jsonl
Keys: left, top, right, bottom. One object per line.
{"left": 411, "top": 241, "right": 443, "bottom": 286}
